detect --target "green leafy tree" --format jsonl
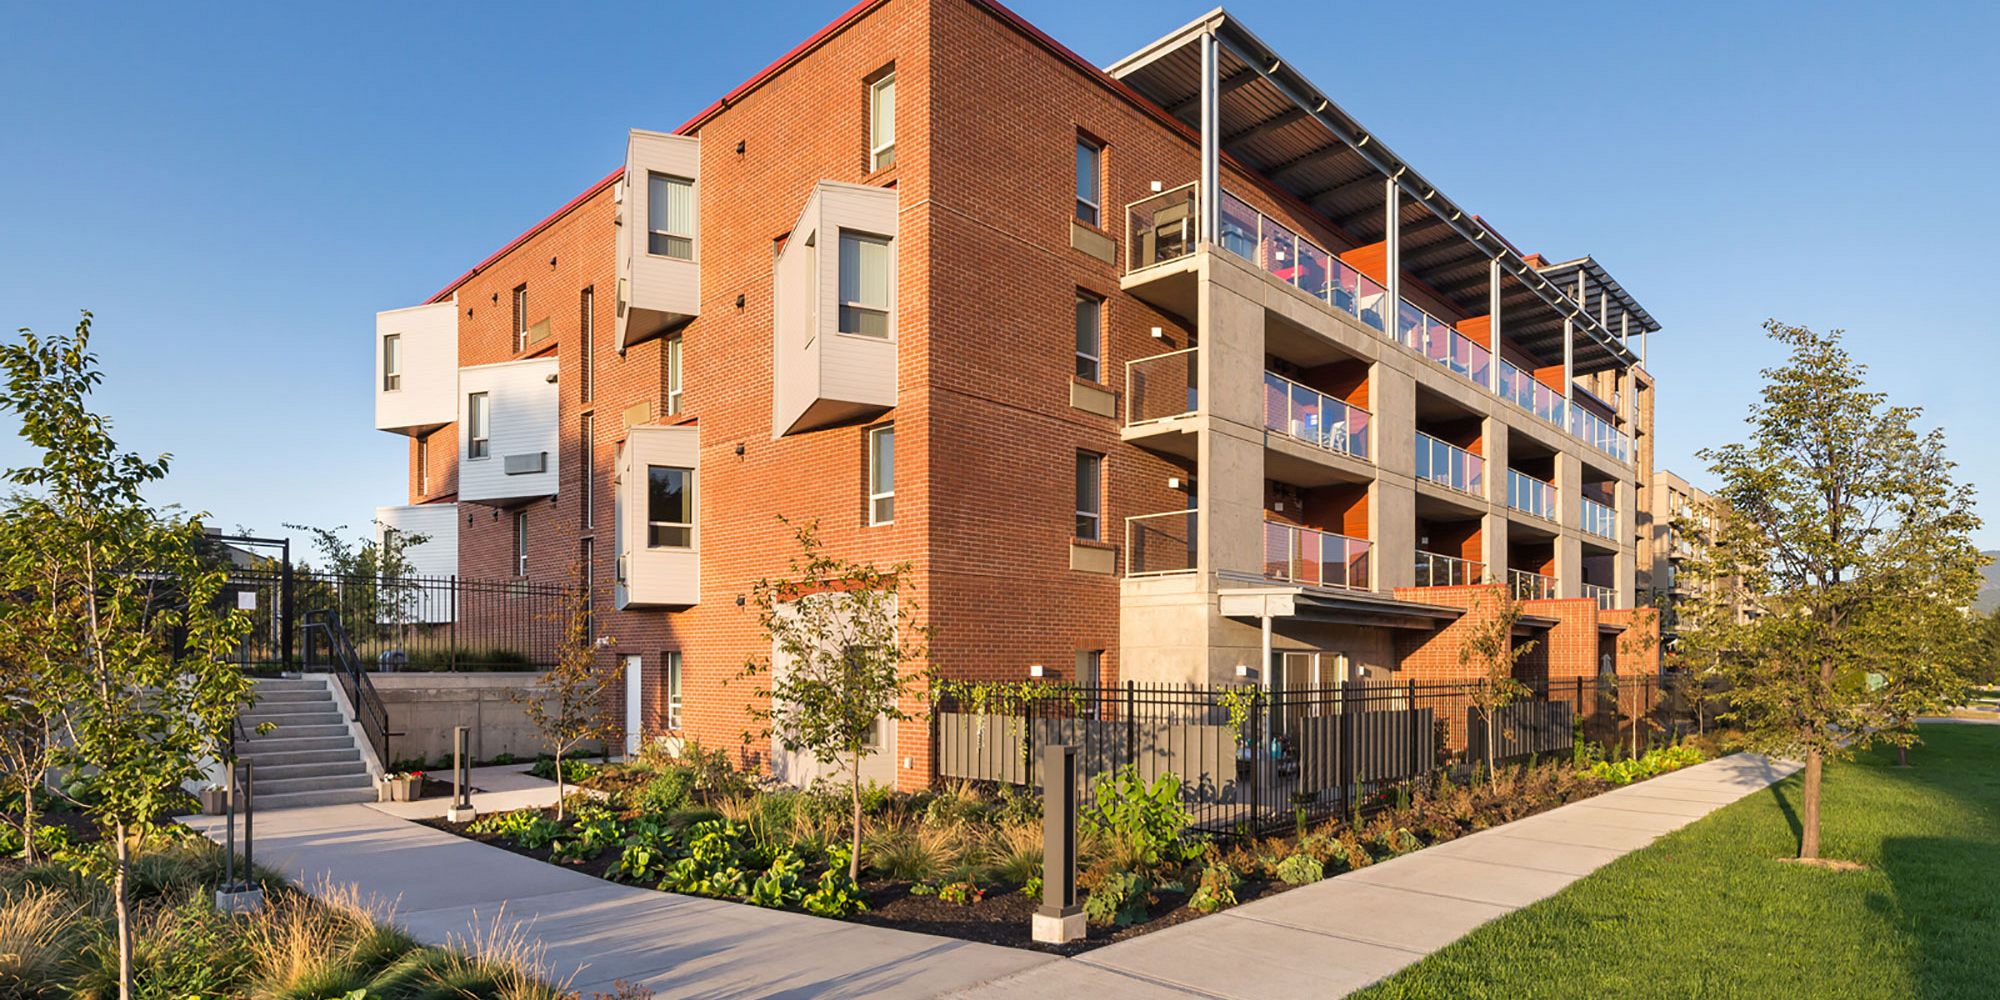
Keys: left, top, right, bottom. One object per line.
{"left": 285, "top": 520, "right": 431, "bottom": 658}
{"left": 740, "top": 519, "right": 933, "bottom": 880}
{"left": 513, "top": 566, "right": 616, "bottom": 821}
{"left": 0, "top": 313, "right": 253, "bottom": 998}
{"left": 1460, "top": 587, "right": 1536, "bottom": 784}
{"left": 1663, "top": 496, "right": 1757, "bottom": 737}
{"left": 1699, "top": 321, "right": 1984, "bottom": 860}
{"left": 0, "top": 626, "right": 57, "bottom": 861}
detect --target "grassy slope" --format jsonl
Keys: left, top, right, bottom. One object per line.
{"left": 1355, "top": 724, "right": 2000, "bottom": 1000}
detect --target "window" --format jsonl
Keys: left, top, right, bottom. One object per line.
{"left": 466, "top": 392, "right": 490, "bottom": 459}
{"left": 579, "top": 287, "right": 594, "bottom": 403}
{"left": 664, "top": 650, "right": 683, "bottom": 730}
{"left": 666, "top": 336, "right": 684, "bottom": 415}
{"left": 868, "top": 425, "right": 895, "bottom": 525}
{"left": 869, "top": 72, "right": 896, "bottom": 170}
{"left": 1076, "top": 650, "right": 1103, "bottom": 718}
{"left": 1075, "top": 136, "right": 1102, "bottom": 226}
{"left": 416, "top": 433, "right": 430, "bottom": 496}
{"left": 580, "top": 412, "right": 595, "bottom": 529}
{"left": 1074, "top": 292, "right": 1102, "bottom": 382}
{"left": 512, "top": 285, "right": 528, "bottom": 352}
{"left": 381, "top": 334, "right": 402, "bottom": 391}
{"left": 1075, "top": 451, "right": 1103, "bottom": 541}
{"left": 513, "top": 510, "right": 529, "bottom": 576}
{"left": 646, "top": 465, "right": 693, "bottom": 548}
{"left": 838, "top": 231, "right": 891, "bottom": 337}
{"left": 647, "top": 174, "right": 694, "bottom": 259}
{"left": 580, "top": 537, "right": 595, "bottom": 638}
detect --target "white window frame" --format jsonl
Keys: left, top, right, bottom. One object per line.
{"left": 1075, "top": 450, "right": 1103, "bottom": 542}
{"left": 416, "top": 432, "right": 430, "bottom": 496}
{"left": 664, "top": 650, "right": 683, "bottom": 730}
{"left": 646, "top": 464, "right": 694, "bottom": 549}
{"left": 1074, "top": 291, "right": 1102, "bottom": 382}
{"left": 512, "top": 285, "right": 528, "bottom": 352}
{"left": 869, "top": 72, "right": 896, "bottom": 171}
{"left": 837, "top": 230, "right": 892, "bottom": 338}
{"left": 466, "top": 392, "right": 490, "bottom": 459}
{"left": 666, "top": 336, "right": 684, "bottom": 415}
{"left": 381, "top": 333, "right": 402, "bottom": 392}
{"left": 513, "top": 510, "right": 529, "bottom": 577}
{"left": 1075, "top": 136, "right": 1102, "bottom": 226}
{"left": 868, "top": 424, "right": 895, "bottom": 526}
{"left": 647, "top": 173, "right": 695, "bottom": 260}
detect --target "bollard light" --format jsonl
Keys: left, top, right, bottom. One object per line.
{"left": 1032, "top": 743, "right": 1085, "bottom": 944}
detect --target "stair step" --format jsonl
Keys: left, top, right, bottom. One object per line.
{"left": 252, "top": 679, "right": 330, "bottom": 693}
{"left": 242, "top": 710, "right": 344, "bottom": 727}
{"left": 256, "top": 773, "right": 373, "bottom": 794}
{"left": 254, "top": 691, "right": 332, "bottom": 706}
{"left": 243, "top": 723, "right": 350, "bottom": 740}
{"left": 237, "top": 747, "right": 360, "bottom": 767}
{"left": 250, "top": 787, "right": 378, "bottom": 810}
{"left": 250, "top": 760, "right": 366, "bottom": 780}
{"left": 239, "top": 735, "right": 354, "bottom": 754}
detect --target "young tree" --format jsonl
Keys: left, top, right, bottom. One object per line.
{"left": 741, "top": 520, "right": 932, "bottom": 880}
{"left": 514, "top": 566, "right": 618, "bottom": 821}
{"left": 1700, "top": 321, "right": 1984, "bottom": 861}
{"left": 1663, "top": 497, "right": 1758, "bottom": 738}
{"left": 0, "top": 628, "right": 58, "bottom": 862}
{"left": 1459, "top": 586, "right": 1536, "bottom": 785}
{"left": 0, "top": 313, "right": 253, "bottom": 999}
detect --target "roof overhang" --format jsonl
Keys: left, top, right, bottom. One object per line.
{"left": 1107, "top": 8, "right": 1644, "bottom": 374}
{"left": 1533, "top": 256, "right": 1661, "bottom": 336}
{"left": 1219, "top": 576, "right": 1464, "bottom": 631}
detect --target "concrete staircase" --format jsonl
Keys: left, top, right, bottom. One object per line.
{"left": 236, "top": 677, "right": 376, "bottom": 809}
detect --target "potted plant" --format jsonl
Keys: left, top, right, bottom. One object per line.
{"left": 385, "top": 770, "right": 425, "bottom": 802}
{"left": 199, "top": 784, "right": 229, "bottom": 815}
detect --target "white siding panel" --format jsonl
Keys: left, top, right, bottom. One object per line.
{"left": 374, "top": 300, "right": 458, "bottom": 434}
{"left": 458, "top": 358, "right": 560, "bottom": 504}
{"left": 770, "top": 180, "right": 898, "bottom": 436}
{"left": 614, "top": 424, "right": 700, "bottom": 608}
{"left": 619, "top": 130, "right": 701, "bottom": 350}
{"left": 374, "top": 503, "right": 458, "bottom": 624}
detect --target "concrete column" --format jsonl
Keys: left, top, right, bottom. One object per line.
{"left": 1197, "top": 268, "right": 1267, "bottom": 578}
{"left": 1481, "top": 512, "right": 1509, "bottom": 586}
{"left": 1616, "top": 476, "right": 1637, "bottom": 608}
{"left": 1198, "top": 31, "right": 1220, "bottom": 245}
{"left": 1556, "top": 451, "right": 1583, "bottom": 598}
{"left": 1371, "top": 362, "right": 1417, "bottom": 591}
{"left": 1374, "top": 364, "right": 1416, "bottom": 478}
{"left": 1480, "top": 415, "right": 1507, "bottom": 506}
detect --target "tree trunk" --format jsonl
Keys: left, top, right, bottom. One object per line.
{"left": 1799, "top": 747, "right": 1823, "bottom": 860}
{"left": 554, "top": 748, "right": 566, "bottom": 822}
{"left": 20, "top": 779, "right": 35, "bottom": 865}
{"left": 848, "top": 754, "right": 863, "bottom": 881}
{"left": 1896, "top": 743, "right": 1909, "bottom": 768}
{"left": 114, "top": 821, "right": 132, "bottom": 1000}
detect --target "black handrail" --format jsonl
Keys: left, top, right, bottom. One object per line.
{"left": 301, "top": 608, "right": 399, "bottom": 767}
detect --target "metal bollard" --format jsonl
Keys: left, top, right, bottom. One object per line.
{"left": 1031, "top": 743, "right": 1085, "bottom": 944}
{"left": 447, "top": 725, "right": 477, "bottom": 822}
{"left": 215, "top": 761, "right": 265, "bottom": 914}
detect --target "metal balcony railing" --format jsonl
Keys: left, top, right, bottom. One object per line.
{"left": 1416, "top": 433, "right": 1483, "bottom": 497}
{"left": 1507, "top": 469, "right": 1558, "bottom": 521}
{"left": 1414, "top": 550, "right": 1484, "bottom": 587}
{"left": 1125, "top": 348, "right": 1199, "bottom": 426}
{"left": 1581, "top": 582, "right": 1616, "bottom": 610}
{"left": 1217, "top": 190, "right": 1389, "bottom": 332}
{"left": 1263, "top": 521, "right": 1371, "bottom": 591}
{"left": 1580, "top": 496, "right": 1618, "bottom": 540}
{"left": 1397, "top": 301, "right": 1491, "bottom": 388}
{"left": 1509, "top": 568, "right": 1558, "bottom": 601}
{"left": 1262, "top": 371, "right": 1370, "bottom": 461}
{"left": 1125, "top": 510, "right": 1198, "bottom": 577}
{"left": 1126, "top": 184, "right": 1198, "bottom": 271}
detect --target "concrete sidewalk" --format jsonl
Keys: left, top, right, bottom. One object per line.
{"left": 184, "top": 803, "right": 1052, "bottom": 998}
{"left": 947, "top": 753, "right": 1799, "bottom": 1000}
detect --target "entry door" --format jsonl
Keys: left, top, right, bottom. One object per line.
{"left": 623, "top": 654, "right": 644, "bottom": 758}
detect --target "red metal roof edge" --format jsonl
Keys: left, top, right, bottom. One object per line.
{"left": 424, "top": 0, "right": 1227, "bottom": 305}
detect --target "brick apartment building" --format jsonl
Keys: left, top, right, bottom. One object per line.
{"left": 370, "top": 0, "right": 1664, "bottom": 789}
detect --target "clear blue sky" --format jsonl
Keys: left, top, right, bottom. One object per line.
{"left": 2, "top": 0, "right": 1994, "bottom": 549}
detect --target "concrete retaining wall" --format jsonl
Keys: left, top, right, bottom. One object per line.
{"left": 370, "top": 672, "right": 571, "bottom": 767}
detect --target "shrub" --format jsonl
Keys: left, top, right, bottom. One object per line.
{"left": 0, "top": 884, "right": 82, "bottom": 996}
{"left": 936, "top": 880, "right": 984, "bottom": 906}
{"left": 612, "top": 820, "right": 680, "bottom": 884}
{"left": 746, "top": 850, "right": 808, "bottom": 909}
{"left": 1080, "top": 766, "right": 1200, "bottom": 870}
{"left": 983, "top": 821, "right": 1042, "bottom": 888}
{"left": 866, "top": 825, "right": 959, "bottom": 883}
{"left": 657, "top": 820, "right": 758, "bottom": 899}
{"left": 1588, "top": 744, "right": 1704, "bottom": 785}
{"left": 1274, "top": 853, "right": 1324, "bottom": 886}
{"left": 1187, "top": 862, "right": 1238, "bottom": 914}
{"left": 800, "top": 847, "right": 868, "bottom": 917}
{"left": 1083, "top": 870, "right": 1151, "bottom": 927}
{"left": 633, "top": 767, "right": 695, "bottom": 817}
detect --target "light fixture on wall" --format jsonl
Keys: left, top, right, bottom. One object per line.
{"left": 1150, "top": 326, "right": 1164, "bottom": 339}
{"left": 1027, "top": 664, "right": 1045, "bottom": 678}
{"left": 1150, "top": 180, "right": 1162, "bottom": 192}
{"left": 1167, "top": 476, "right": 1182, "bottom": 490}
{"left": 735, "top": 294, "right": 746, "bottom": 309}
{"left": 736, "top": 139, "right": 746, "bottom": 155}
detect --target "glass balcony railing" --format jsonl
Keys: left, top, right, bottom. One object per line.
{"left": 1125, "top": 510, "right": 1198, "bottom": 577}
{"left": 1582, "top": 582, "right": 1616, "bottom": 610}
{"left": 1415, "top": 432, "right": 1483, "bottom": 496}
{"left": 1397, "top": 301, "right": 1491, "bottom": 387}
{"left": 1263, "top": 371, "right": 1370, "bottom": 461}
{"left": 1414, "top": 550, "right": 1484, "bottom": 587}
{"left": 1580, "top": 496, "right": 1618, "bottom": 540}
{"left": 1130, "top": 183, "right": 1635, "bottom": 462}
{"left": 1263, "top": 521, "right": 1371, "bottom": 591}
{"left": 1509, "top": 568, "right": 1557, "bottom": 601}
{"left": 1507, "top": 469, "right": 1558, "bottom": 521}
{"left": 1219, "top": 191, "right": 1388, "bottom": 332}
{"left": 1125, "top": 348, "right": 1199, "bottom": 425}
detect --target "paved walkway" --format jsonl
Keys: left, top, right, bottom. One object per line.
{"left": 187, "top": 753, "right": 1794, "bottom": 999}
{"left": 947, "top": 753, "right": 1799, "bottom": 999}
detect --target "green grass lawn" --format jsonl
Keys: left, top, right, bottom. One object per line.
{"left": 1355, "top": 723, "right": 2000, "bottom": 999}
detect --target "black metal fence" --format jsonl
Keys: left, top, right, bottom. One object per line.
{"left": 224, "top": 570, "right": 574, "bottom": 673}
{"left": 932, "top": 674, "right": 1720, "bottom": 835}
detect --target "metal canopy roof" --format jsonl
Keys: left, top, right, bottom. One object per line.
{"left": 1533, "top": 256, "right": 1662, "bottom": 336}
{"left": 1107, "top": 9, "right": 1649, "bottom": 374}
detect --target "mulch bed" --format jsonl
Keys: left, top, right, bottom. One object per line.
{"left": 421, "top": 809, "right": 1301, "bottom": 954}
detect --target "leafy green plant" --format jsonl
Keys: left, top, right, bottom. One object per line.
{"left": 936, "top": 880, "right": 984, "bottom": 906}
{"left": 1588, "top": 743, "right": 1705, "bottom": 785}
{"left": 1083, "top": 870, "right": 1151, "bottom": 927}
{"left": 612, "top": 821, "right": 680, "bottom": 884}
{"left": 634, "top": 767, "right": 695, "bottom": 816}
{"left": 800, "top": 846, "right": 867, "bottom": 917}
{"left": 1187, "top": 862, "right": 1239, "bottom": 914}
{"left": 1274, "top": 853, "right": 1324, "bottom": 886}
{"left": 1080, "top": 766, "right": 1199, "bottom": 868}
{"left": 746, "top": 849, "right": 807, "bottom": 908}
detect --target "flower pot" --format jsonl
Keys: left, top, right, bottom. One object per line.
{"left": 387, "top": 775, "right": 423, "bottom": 802}
{"left": 200, "top": 787, "right": 229, "bottom": 815}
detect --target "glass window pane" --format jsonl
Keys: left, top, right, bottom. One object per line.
{"left": 1074, "top": 295, "right": 1100, "bottom": 380}
{"left": 646, "top": 465, "right": 691, "bottom": 548}
{"left": 1075, "top": 452, "right": 1101, "bottom": 540}
{"left": 871, "top": 427, "right": 894, "bottom": 494}
{"left": 648, "top": 175, "right": 693, "bottom": 259}
{"left": 871, "top": 75, "right": 895, "bottom": 168}
{"left": 1075, "top": 140, "right": 1099, "bottom": 224}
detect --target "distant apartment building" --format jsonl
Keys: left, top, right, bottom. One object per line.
{"left": 370, "top": 1, "right": 1664, "bottom": 787}
{"left": 1650, "top": 469, "right": 1750, "bottom": 642}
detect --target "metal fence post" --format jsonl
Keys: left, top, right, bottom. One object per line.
{"left": 279, "top": 542, "right": 294, "bottom": 670}
{"left": 1124, "top": 681, "right": 1136, "bottom": 767}
{"left": 448, "top": 725, "right": 476, "bottom": 822}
